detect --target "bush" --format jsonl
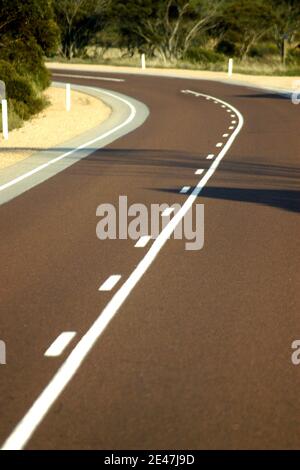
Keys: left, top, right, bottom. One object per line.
{"left": 248, "top": 43, "right": 278, "bottom": 58}
{"left": 287, "top": 48, "right": 300, "bottom": 65}
{"left": 216, "top": 40, "right": 237, "bottom": 57}
{"left": 0, "top": 59, "right": 47, "bottom": 127}
{"left": 184, "top": 47, "right": 225, "bottom": 64}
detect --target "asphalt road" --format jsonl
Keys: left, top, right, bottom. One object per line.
{"left": 0, "top": 70, "right": 300, "bottom": 450}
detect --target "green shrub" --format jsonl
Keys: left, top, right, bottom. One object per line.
{"left": 216, "top": 40, "right": 237, "bottom": 57}
{"left": 248, "top": 43, "right": 278, "bottom": 58}
{"left": 287, "top": 48, "right": 300, "bottom": 65}
{"left": 184, "top": 47, "right": 225, "bottom": 64}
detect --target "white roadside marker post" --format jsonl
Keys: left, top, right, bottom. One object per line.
{"left": 1, "top": 99, "right": 8, "bottom": 140}
{"left": 141, "top": 53, "right": 146, "bottom": 70}
{"left": 228, "top": 58, "right": 233, "bottom": 77}
{"left": 66, "top": 83, "right": 71, "bottom": 112}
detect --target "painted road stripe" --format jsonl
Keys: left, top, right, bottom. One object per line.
{"left": 216, "top": 143, "right": 223, "bottom": 148}
{"left": 1, "top": 90, "right": 244, "bottom": 451}
{"left": 206, "top": 154, "right": 215, "bottom": 160}
{"left": 180, "top": 186, "right": 191, "bottom": 194}
{"left": 44, "top": 332, "right": 76, "bottom": 358}
{"left": 99, "top": 275, "right": 121, "bottom": 291}
{"left": 223, "top": 133, "right": 229, "bottom": 137}
{"left": 232, "top": 121, "right": 237, "bottom": 124}
{"left": 229, "top": 126, "right": 234, "bottom": 130}
{"left": 195, "top": 169, "right": 204, "bottom": 175}
{"left": 0, "top": 90, "right": 136, "bottom": 194}
{"left": 53, "top": 73, "right": 125, "bottom": 83}
{"left": 135, "top": 236, "right": 151, "bottom": 248}
{"left": 162, "top": 207, "right": 174, "bottom": 217}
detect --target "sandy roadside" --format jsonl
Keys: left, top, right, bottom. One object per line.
{"left": 47, "top": 62, "right": 300, "bottom": 92}
{"left": 0, "top": 86, "right": 111, "bottom": 170}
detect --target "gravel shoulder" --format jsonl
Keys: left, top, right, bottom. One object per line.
{"left": 0, "top": 86, "right": 111, "bottom": 170}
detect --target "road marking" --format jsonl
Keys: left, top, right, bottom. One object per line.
{"left": 216, "top": 143, "right": 223, "bottom": 147}
{"left": 195, "top": 169, "right": 204, "bottom": 175}
{"left": 232, "top": 120, "right": 237, "bottom": 124}
{"left": 223, "top": 133, "right": 229, "bottom": 137}
{"left": 44, "top": 332, "right": 76, "bottom": 357}
{"left": 99, "top": 275, "right": 121, "bottom": 291}
{"left": 1, "top": 89, "right": 244, "bottom": 451}
{"left": 231, "top": 114, "right": 235, "bottom": 117}
{"left": 229, "top": 126, "right": 234, "bottom": 130}
{"left": 0, "top": 90, "right": 136, "bottom": 194}
{"left": 206, "top": 154, "right": 215, "bottom": 160}
{"left": 180, "top": 186, "right": 191, "bottom": 194}
{"left": 221, "top": 105, "right": 226, "bottom": 108}
{"left": 227, "top": 110, "right": 231, "bottom": 113}
{"left": 206, "top": 97, "right": 210, "bottom": 100}
{"left": 52, "top": 73, "right": 125, "bottom": 83}
{"left": 162, "top": 207, "right": 174, "bottom": 217}
{"left": 135, "top": 236, "right": 151, "bottom": 248}
{"left": 214, "top": 100, "right": 218, "bottom": 104}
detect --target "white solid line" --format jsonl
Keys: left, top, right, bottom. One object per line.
{"left": 195, "top": 169, "right": 204, "bottom": 175}
{"left": 162, "top": 207, "right": 174, "bottom": 217}
{"left": 180, "top": 186, "right": 190, "bottom": 194}
{"left": 0, "top": 90, "right": 136, "bottom": 194}
{"left": 44, "top": 332, "right": 76, "bottom": 358}
{"left": 53, "top": 73, "right": 125, "bottom": 83}
{"left": 223, "top": 133, "right": 229, "bottom": 137}
{"left": 216, "top": 143, "right": 223, "bottom": 148}
{"left": 1, "top": 90, "right": 244, "bottom": 451}
{"left": 135, "top": 236, "right": 151, "bottom": 248}
{"left": 99, "top": 275, "right": 121, "bottom": 291}
{"left": 206, "top": 154, "right": 215, "bottom": 160}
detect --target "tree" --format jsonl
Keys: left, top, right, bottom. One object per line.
{"left": 219, "top": 0, "right": 273, "bottom": 59}
{"left": 53, "top": 0, "right": 110, "bottom": 59}
{"left": 112, "top": 0, "right": 224, "bottom": 62}
{"left": 270, "top": 0, "right": 300, "bottom": 64}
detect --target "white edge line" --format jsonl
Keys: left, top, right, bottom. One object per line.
{"left": 44, "top": 332, "right": 76, "bottom": 357}
{"left": 0, "top": 90, "right": 136, "bottom": 193}
{"left": 162, "top": 207, "right": 174, "bottom": 217}
{"left": 53, "top": 73, "right": 125, "bottom": 83}
{"left": 1, "top": 89, "right": 244, "bottom": 451}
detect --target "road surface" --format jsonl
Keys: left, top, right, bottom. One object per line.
{"left": 0, "top": 70, "right": 299, "bottom": 450}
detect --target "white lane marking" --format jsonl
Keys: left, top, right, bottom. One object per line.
{"left": 206, "top": 97, "right": 210, "bottom": 100}
{"left": 0, "top": 90, "right": 136, "bottom": 194}
{"left": 135, "top": 236, "right": 151, "bottom": 248}
{"left": 162, "top": 207, "right": 174, "bottom": 217}
{"left": 1, "top": 90, "right": 244, "bottom": 451}
{"left": 214, "top": 100, "right": 218, "bottom": 104}
{"left": 216, "top": 143, "right": 223, "bottom": 148}
{"left": 53, "top": 73, "right": 124, "bottom": 83}
{"left": 231, "top": 114, "right": 235, "bottom": 118}
{"left": 99, "top": 275, "right": 121, "bottom": 291}
{"left": 180, "top": 186, "right": 190, "bottom": 194}
{"left": 223, "top": 133, "right": 229, "bottom": 137}
{"left": 221, "top": 105, "right": 226, "bottom": 108}
{"left": 232, "top": 120, "right": 237, "bottom": 124}
{"left": 44, "top": 332, "right": 76, "bottom": 358}
{"left": 206, "top": 154, "right": 215, "bottom": 160}
{"left": 195, "top": 169, "right": 204, "bottom": 175}
{"left": 227, "top": 110, "right": 231, "bottom": 113}
{"left": 229, "top": 126, "right": 234, "bottom": 130}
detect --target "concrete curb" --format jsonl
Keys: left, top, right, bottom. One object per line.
{"left": 0, "top": 82, "right": 149, "bottom": 206}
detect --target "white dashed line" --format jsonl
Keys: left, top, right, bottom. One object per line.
{"left": 229, "top": 126, "right": 234, "bottom": 130}
{"left": 232, "top": 120, "right": 237, "bottom": 124}
{"left": 99, "top": 275, "right": 121, "bottom": 291}
{"left": 216, "top": 143, "right": 223, "bottom": 148}
{"left": 135, "top": 236, "right": 152, "bottom": 248}
{"left": 195, "top": 169, "right": 204, "bottom": 175}
{"left": 180, "top": 186, "right": 191, "bottom": 194}
{"left": 1, "top": 89, "right": 244, "bottom": 451}
{"left": 223, "top": 133, "right": 229, "bottom": 137}
{"left": 44, "top": 332, "right": 76, "bottom": 358}
{"left": 162, "top": 207, "right": 174, "bottom": 217}
{"left": 206, "top": 154, "right": 215, "bottom": 160}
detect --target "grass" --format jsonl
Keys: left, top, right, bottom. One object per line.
{"left": 47, "top": 48, "right": 300, "bottom": 76}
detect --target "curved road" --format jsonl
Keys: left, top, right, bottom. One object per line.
{"left": 0, "top": 70, "right": 300, "bottom": 449}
